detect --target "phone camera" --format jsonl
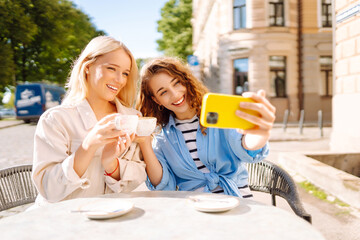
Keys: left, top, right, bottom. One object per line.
{"left": 206, "top": 112, "right": 218, "bottom": 124}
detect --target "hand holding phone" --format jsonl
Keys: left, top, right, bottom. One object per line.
{"left": 200, "top": 93, "right": 260, "bottom": 130}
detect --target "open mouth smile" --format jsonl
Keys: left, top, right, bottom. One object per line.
{"left": 106, "top": 84, "right": 118, "bottom": 91}
{"left": 172, "top": 96, "right": 185, "bottom": 106}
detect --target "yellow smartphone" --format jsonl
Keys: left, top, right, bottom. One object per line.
{"left": 200, "top": 93, "right": 260, "bottom": 129}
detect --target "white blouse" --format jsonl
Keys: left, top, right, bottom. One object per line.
{"left": 32, "top": 98, "right": 147, "bottom": 205}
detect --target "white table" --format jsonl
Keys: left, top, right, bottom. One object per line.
{"left": 0, "top": 191, "right": 325, "bottom": 240}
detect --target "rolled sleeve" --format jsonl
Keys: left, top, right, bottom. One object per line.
{"left": 225, "top": 129, "right": 269, "bottom": 163}
{"left": 145, "top": 160, "right": 174, "bottom": 190}
{"left": 145, "top": 139, "right": 176, "bottom": 191}
{"left": 61, "top": 154, "right": 90, "bottom": 189}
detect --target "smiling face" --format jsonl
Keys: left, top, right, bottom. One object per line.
{"left": 148, "top": 72, "right": 196, "bottom": 120}
{"left": 86, "top": 48, "right": 131, "bottom": 104}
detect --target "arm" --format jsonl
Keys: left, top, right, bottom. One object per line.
{"left": 77, "top": 113, "right": 132, "bottom": 179}
{"left": 137, "top": 136, "right": 163, "bottom": 186}
{"left": 236, "top": 90, "right": 276, "bottom": 150}
{"left": 32, "top": 112, "right": 130, "bottom": 202}
{"left": 32, "top": 112, "right": 90, "bottom": 202}
{"left": 136, "top": 134, "right": 177, "bottom": 190}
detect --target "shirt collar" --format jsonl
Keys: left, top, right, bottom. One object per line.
{"left": 76, "top": 99, "right": 98, "bottom": 130}
{"left": 76, "top": 97, "right": 126, "bottom": 130}
{"left": 165, "top": 114, "right": 177, "bottom": 131}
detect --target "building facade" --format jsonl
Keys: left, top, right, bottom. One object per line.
{"left": 331, "top": 0, "right": 360, "bottom": 152}
{"left": 192, "top": 0, "right": 333, "bottom": 122}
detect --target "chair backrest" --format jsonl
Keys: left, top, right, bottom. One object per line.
{"left": 246, "top": 160, "right": 312, "bottom": 223}
{"left": 0, "top": 164, "right": 38, "bottom": 211}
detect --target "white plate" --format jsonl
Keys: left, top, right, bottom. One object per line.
{"left": 189, "top": 195, "right": 240, "bottom": 213}
{"left": 76, "top": 199, "right": 134, "bottom": 220}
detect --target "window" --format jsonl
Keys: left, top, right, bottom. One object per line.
{"left": 234, "top": 0, "right": 246, "bottom": 29}
{"left": 233, "top": 58, "right": 249, "bottom": 95}
{"left": 269, "top": 56, "right": 286, "bottom": 98}
{"left": 269, "top": 0, "right": 284, "bottom": 26}
{"left": 319, "top": 56, "right": 332, "bottom": 96}
{"left": 321, "top": 0, "right": 332, "bottom": 27}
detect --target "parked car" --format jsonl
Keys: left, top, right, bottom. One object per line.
{"left": 0, "top": 107, "right": 15, "bottom": 120}
{"left": 15, "top": 83, "right": 65, "bottom": 123}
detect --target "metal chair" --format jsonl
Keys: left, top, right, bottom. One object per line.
{"left": 246, "top": 160, "right": 312, "bottom": 223}
{"left": 0, "top": 164, "right": 38, "bottom": 211}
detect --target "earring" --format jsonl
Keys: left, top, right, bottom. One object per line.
{"left": 158, "top": 105, "right": 164, "bottom": 111}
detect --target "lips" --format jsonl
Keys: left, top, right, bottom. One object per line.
{"left": 172, "top": 95, "right": 185, "bottom": 106}
{"left": 106, "top": 84, "right": 119, "bottom": 91}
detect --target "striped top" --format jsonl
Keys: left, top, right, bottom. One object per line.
{"left": 175, "top": 115, "right": 253, "bottom": 198}
{"left": 175, "top": 115, "right": 209, "bottom": 173}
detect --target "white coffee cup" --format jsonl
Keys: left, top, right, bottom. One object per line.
{"left": 136, "top": 117, "right": 157, "bottom": 136}
{"left": 115, "top": 115, "right": 139, "bottom": 134}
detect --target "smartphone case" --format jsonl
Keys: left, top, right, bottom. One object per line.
{"left": 200, "top": 93, "right": 259, "bottom": 129}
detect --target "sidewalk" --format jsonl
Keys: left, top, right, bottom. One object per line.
{"left": 270, "top": 123, "right": 331, "bottom": 141}
{"left": 267, "top": 124, "right": 360, "bottom": 240}
{"left": 0, "top": 119, "right": 23, "bottom": 129}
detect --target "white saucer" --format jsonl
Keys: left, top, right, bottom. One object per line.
{"left": 76, "top": 199, "right": 134, "bottom": 220}
{"left": 189, "top": 195, "right": 240, "bottom": 213}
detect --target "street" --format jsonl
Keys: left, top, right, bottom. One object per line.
{"left": 0, "top": 123, "right": 36, "bottom": 169}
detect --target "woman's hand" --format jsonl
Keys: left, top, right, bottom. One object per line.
{"left": 75, "top": 113, "right": 131, "bottom": 178}
{"left": 101, "top": 132, "right": 135, "bottom": 172}
{"left": 236, "top": 90, "right": 276, "bottom": 150}
{"left": 82, "top": 113, "right": 124, "bottom": 151}
{"left": 101, "top": 132, "right": 135, "bottom": 163}
{"left": 134, "top": 135, "right": 152, "bottom": 144}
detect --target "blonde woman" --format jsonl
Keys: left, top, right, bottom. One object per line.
{"left": 137, "top": 57, "right": 276, "bottom": 197}
{"left": 32, "top": 36, "right": 146, "bottom": 205}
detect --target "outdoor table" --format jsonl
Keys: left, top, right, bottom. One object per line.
{"left": 0, "top": 191, "right": 325, "bottom": 240}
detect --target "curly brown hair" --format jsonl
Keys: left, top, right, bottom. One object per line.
{"left": 137, "top": 57, "right": 208, "bottom": 133}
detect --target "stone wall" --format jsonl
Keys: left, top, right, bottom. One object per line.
{"left": 307, "top": 153, "right": 360, "bottom": 177}
{"left": 331, "top": 0, "right": 360, "bottom": 152}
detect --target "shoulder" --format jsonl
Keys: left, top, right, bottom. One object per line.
{"left": 39, "top": 104, "right": 77, "bottom": 125}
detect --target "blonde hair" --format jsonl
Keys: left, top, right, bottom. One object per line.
{"left": 62, "top": 35, "right": 138, "bottom": 107}
{"left": 137, "top": 57, "right": 208, "bottom": 131}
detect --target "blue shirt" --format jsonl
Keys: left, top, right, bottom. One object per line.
{"left": 146, "top": 115, "right": 269, "bottom": 197}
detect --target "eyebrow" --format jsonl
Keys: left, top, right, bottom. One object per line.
{"left": 107, "top": 63, "right": 130, "bottom": 72}
{"left": 156, "top": 77, "right": 177, "bottom": 94}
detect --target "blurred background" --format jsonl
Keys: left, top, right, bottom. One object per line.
{"left": 1, "top": 1, "right": 360, "bottom": 239}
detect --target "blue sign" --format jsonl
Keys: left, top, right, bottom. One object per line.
{"left": 187, "top": 55, "right": 199, "bottom": 66}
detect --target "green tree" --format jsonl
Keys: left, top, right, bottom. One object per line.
{"left": 0, "top": 0, "right": 104, "bottom": 93}
{"left": 0, "top": 41, "right": 16, "bottom": 93}
{"left": 157, "top": 0, "right": 193, "bottom": 60}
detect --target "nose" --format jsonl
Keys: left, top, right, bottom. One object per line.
{"left": 168, "top": 87, "right": 181, "bottom": 100}
{"left": 116, "top": 73, "right": 127, "bottom": 84}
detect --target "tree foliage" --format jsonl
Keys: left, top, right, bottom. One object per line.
{"left": 0, "top": 0, "right": 104, "bottom": 93}
{"left": 157, "top": 0, "right": 193, "bottom": 60}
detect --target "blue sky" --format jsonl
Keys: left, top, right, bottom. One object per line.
{"left": 72, "top": 0, "right": 169, "bottom": 59}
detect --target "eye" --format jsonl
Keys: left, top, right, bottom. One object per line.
{"left": 107, "top": 67, "right": 116, "bottom": 71}
{"left": 174, "top": 80, "right": 181, "bottom": 85}
{"left": 160, "top": 90, "right": 167, "bottom": 96}
{"left": 123, "top": 72, "right": 129, "bottom": 77}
